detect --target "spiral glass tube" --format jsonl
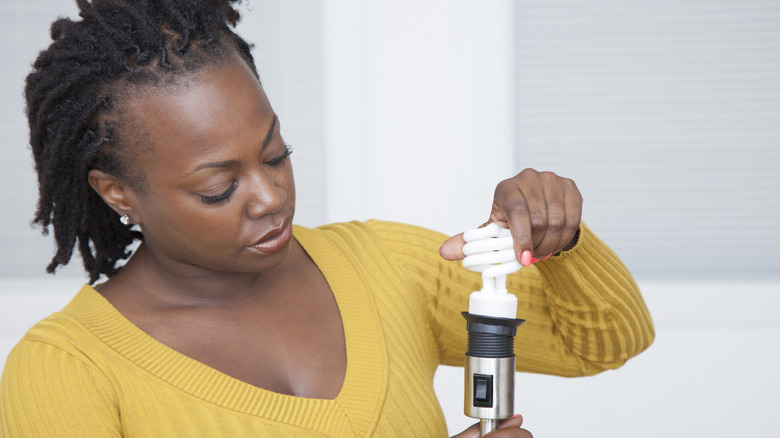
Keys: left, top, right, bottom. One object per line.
{"left": 462, "top": 223, "right": 522, "bottom": 319}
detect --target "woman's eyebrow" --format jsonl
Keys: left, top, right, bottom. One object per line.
{"left": 185, "top": 114, "right": 279, "bottom": 176}
{"left": 262, "top": 114, "right": 278, "bottom": 147}
{"left": 191, "top": 159, "right": 241, "bottom": 173}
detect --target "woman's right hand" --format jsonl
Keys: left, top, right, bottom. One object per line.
{"left": 451, "top": 415, "right": 533, "bottom": 437}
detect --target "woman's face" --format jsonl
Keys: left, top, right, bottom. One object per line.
{"left": 119, "top": 54, "right": 296, "bottom": 276}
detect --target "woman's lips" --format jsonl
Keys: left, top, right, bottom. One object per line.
{"left": 248, "top": 222, "right": 292, "bottom": 254}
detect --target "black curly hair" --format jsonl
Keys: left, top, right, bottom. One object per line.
{"left": 26, "top": 0, "right": 258, "bottom": 284}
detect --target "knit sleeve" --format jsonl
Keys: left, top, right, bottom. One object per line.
{"left": 510, "top": 222, "right": 654, "bottom": 376}
{"left": 0, "top": 340, "right": 121, "bottom": 437}
{"left": 365, "top": 220, "right": 654, "bottom": 377}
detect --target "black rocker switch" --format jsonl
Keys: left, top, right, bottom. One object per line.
{"left": 473, "top": 374, "right": 493, "bottom": 408}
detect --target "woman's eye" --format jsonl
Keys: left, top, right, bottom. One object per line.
{"left": 200, "top": 181, "right": 238, "bottom": 205}
{"left": 265, "top": 145, "right": 293, "bottom": 167}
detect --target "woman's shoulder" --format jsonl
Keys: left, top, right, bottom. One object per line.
{"left": 6, "top": 285, "right": 117, "bottom": 366}
{"left": 294, "top": 220, "right": 451, "bottom": 275}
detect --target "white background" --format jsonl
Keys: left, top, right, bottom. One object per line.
{"left": 1, "top": 1, "right": 779, "bottom": 437}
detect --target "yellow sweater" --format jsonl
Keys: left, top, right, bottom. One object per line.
{"left": 1, "top": 220, "right": 653, "bottom": 437}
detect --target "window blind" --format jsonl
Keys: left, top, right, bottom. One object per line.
{"left": 513, "top": 0, "right": 780, "bottom": 281}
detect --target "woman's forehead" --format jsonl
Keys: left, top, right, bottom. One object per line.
{"left": 118, "top": 57, "right": 274, "bottom": 172}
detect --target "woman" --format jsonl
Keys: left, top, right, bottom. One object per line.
{"left": 0, "top": 1, "right": 654, "bottom": 437}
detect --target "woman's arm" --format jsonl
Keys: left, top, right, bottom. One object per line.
{"left": 436, "top": 168, "right": 653, "bottom": 375}
{"left": 508, "top": 222, "right": 654, "bottom": 376}
{"left": 370, "top": 218, "right": 653, "bottom": 377}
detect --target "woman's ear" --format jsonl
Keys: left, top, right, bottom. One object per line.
{"left": 87, "top": 169, "right": 141, "bottom": 224}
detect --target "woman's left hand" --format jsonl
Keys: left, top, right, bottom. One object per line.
{"left": 450, "top": 415, "right": 533, "bottom": 437}
{"left": 440, "top": 168, "right": 583, "bottom": 265}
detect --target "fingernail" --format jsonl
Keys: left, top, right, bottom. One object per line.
{"left": 521, "top": 250, "right": 532, "bottom": 266}
{"left": 512, "top": 414, "right": 521, "bottom": 418}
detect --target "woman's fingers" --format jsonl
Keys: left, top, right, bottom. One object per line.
{"left": 451, "top": 415, "right": 533, "bottom": 438}
{"left": 490, "top": 169, "right": 582, "bottom": 263}
{"left": 441, "top": 169, "right": 582, "bottom": 266}
{"left": 439, "top": 232, "right": 467, "bottom": 261}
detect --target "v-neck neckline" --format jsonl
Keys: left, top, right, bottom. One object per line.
{"left": 63, "top": 224, "right": 388, "bottom": 436}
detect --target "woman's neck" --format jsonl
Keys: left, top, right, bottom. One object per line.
{"left": 96, "top": 239, "right": 306, "bottom": 311}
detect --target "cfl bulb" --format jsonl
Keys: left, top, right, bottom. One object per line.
{"left": 462, "top": 223, "right": 522, "bottom": 319}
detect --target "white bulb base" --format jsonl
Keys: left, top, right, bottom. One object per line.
{"left": 468, "top": 290, "right": 518, "bottom": 319}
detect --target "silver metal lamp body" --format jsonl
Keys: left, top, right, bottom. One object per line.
{"left": 464, "top": 355, "right": 516, "bottom": 435}
{"left": 462, "top": 312, "right": 524, "bottom": 436}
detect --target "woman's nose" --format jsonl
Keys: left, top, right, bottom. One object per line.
{"left": 244, "top": 170, "right": 285, "bottom": 219}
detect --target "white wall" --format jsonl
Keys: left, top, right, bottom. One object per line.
{"left": 322, "top": 0, "right": 516, "bottom": 233}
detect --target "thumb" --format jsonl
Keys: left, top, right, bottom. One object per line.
{"left": 439, "top": 232, "right": 466, "bottom": 261}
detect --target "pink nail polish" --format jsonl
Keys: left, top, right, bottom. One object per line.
{"left": 521, "top": 250, "right": 532, "bottom": 266}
